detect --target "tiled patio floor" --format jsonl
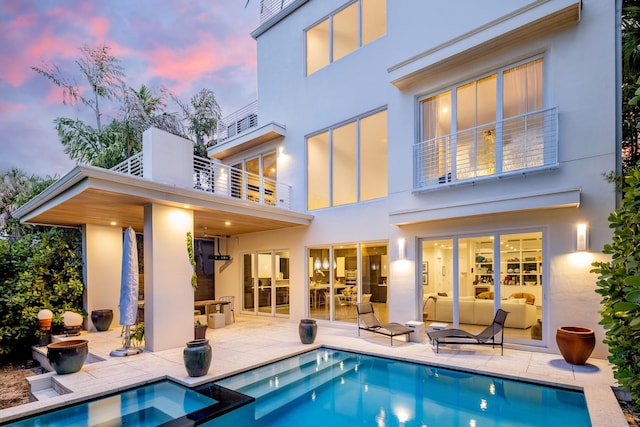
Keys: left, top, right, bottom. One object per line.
{"left": 0, "top": 315, "right": 627, "bottom": 426}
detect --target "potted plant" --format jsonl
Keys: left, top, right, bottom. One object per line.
{"left": 194, "top": 319, "right": 207, "bottom": 339}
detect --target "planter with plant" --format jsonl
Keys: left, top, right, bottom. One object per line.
{"left": 592, "top": 164, "right": 640, "bottom": 412}
{"left": 194, "top": 319, "right": 207, "bottom": 339}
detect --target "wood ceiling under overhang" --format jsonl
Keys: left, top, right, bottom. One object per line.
{"left": 13, "top": 165, "right": 313, "bottom": 238}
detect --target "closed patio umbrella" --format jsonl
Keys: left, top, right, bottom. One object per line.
{"left": 110, "top": 227, "right": 142, "bottom": 357}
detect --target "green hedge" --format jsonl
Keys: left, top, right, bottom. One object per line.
{"left": 592, "top": 166, "right": 640, "bottom": 411}
{"left": 0, "top": 228, "right": 84, "bottom": 359}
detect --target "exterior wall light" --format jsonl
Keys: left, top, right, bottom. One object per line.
{"left": 398, "top": 238, "right": 406, "bottom": 260}
{"left": 576, "top": 223, "right": 588, "bottom": 252}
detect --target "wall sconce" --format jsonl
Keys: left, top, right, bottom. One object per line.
{"left": 398, "top": 238, "right": 406, "bottom": 260}
{"left": 576, "top": 223, "right": 588, "bottom": 252}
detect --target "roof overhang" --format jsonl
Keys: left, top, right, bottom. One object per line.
{"left": 388, "top": 0, "right": 582, "bottom": 89}
{"left": 13, "top": 165, "right": 313, "bottom": 238}
{"left": 389, "top": 186, "right": 582, "bottom": 226}
{"left": 207, "top": 122, "right": 286, "bottom": 160}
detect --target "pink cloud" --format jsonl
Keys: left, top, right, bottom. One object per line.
{"left": 0, "top": 100, "right": 27, "bottom": 115}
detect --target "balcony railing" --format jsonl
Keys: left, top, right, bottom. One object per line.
{"left": 215, "top": 100, "right": 258, "bottom": 143}
{"left": 413, "top": 107, "right": 559, "bottom": 192}
{"left": 110, "top": 153, "right": 291, "bottom": 209}
{"left": 193, "top": 156, "right": 291, "bottom": 208}
{"left": 111, "top": 152, "right": 143, "bottom": 177}
{"left": 260, "top": 0, "right": 298, "bottom": 24}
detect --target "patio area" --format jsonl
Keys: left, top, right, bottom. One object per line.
{"left": 0, "top": 315, "right": 626, "bottom": 426}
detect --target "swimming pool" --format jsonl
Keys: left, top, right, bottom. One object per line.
{"left": 3, "top": 348, "right": 591, "bottom": 426}
{"left": 213, "top": 348, "right": 591, "bottom": 427}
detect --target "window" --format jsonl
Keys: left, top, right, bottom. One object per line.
{"left": 421, "top": 231, "right": 543, "bottom": 343}
{"left": 308, "top": 242, "right": 388, "bottom": 323}
{"left": 231, "top": 152, "right": 277, "bottom": 205}
{"left": 306, "top": 0, "right": 386, "bottom": 76}
{"left": 307, "top": 109, "right": 387, "bottom": 210}
{"left": 418, "top": 57, "right": 548, "bottom": 186}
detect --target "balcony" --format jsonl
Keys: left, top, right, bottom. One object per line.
{"left": 209, "top": 100, "right": 286, "bottom": 159}
{"left": 111, "top": 153, "right": 292, "bottom": 209}
{"left": 260, "top": 0, "right": 299, "bottom": 24}
{"left": 413, "top": 107, "right": 558, "bottom": 192}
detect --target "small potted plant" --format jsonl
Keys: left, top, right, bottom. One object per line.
{"left": 194, "top": 319, "right": 207, "bottom": 339}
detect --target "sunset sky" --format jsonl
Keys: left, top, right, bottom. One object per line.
{"left": 0, "top": 1, "right": 260, "bottom": 177}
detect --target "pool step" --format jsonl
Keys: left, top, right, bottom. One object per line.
{"left": 253, "top": 356, "right": 359, "bottom": 419}
{"left": 217, "top": 350, "right": 360, "bottom": 420}
{"left": 27, "top": 372, "right": 71, "bottom": 401}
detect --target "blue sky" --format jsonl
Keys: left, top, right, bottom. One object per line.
{"left": 0, "top": 1, "right": 260, "bottom": 177}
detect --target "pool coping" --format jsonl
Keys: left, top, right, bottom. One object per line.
{"left": 0, "top": 318, "right": 627, "bottom": 427}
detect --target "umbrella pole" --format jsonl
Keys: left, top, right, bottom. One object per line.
{"left": 110, "top": 324, "right": 141, "bottom": 357}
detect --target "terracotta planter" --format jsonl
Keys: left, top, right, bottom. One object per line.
{"left": 299, "top": 319, "right": 317, "bottom": 344}
{"left": 556, "top": 326, "right": 595, "bottom": 365}
{"left": 47, "top": 339, "right": 88, "bottom": 374}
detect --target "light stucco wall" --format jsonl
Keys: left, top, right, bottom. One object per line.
{"left": 82, "top": 224, "right": 123, "bottom": 331}
{"left": 143, "top": 204, "right": 194, "bottom": 351}
{"left": 242, "top": 0, "right": 617, "bottom": 358}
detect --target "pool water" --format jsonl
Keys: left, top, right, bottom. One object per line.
{"left": 214, "top": 348, "right": 591, "bottom": 427}
{"left": 5, "top": 381, "right": 219, "bottom": 427}
{"left": 4, "top": 349, "right": 591, "bottom": 427}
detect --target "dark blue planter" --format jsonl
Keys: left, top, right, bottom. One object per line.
{"left": 47, "top": 340, "right": 88, "bottom": 374}
{"left": 91, "top": 309, "right": 113, "bottom": 332}
{"left": 299, "top": 319, "right": 317, "bottom": 344}
{"left": 184, "top": 339, "right": 212, "bottom": 377}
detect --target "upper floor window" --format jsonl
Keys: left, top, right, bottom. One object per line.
{"left": 232, "top": 152, "right": 277, "bottom": 205}
{"left": 307, "top": 109, "right": 388, "bottom": 210}
{"left": 306, "top": 0, "right": 386, "bottom": 76}
{"left": 416, "top": 57, "right": 558, "bottom": 190}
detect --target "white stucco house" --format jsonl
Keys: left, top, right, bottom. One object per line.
{"left": 14, "top": 0, "right": 620, "bottom": 359}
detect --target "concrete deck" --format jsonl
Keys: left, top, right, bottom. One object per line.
{"left": 0, "top": 316, "right": 627, "bottom": 426}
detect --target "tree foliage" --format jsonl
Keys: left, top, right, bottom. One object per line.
{"left": 622, "top": 1, "right": 640, "bottom": 172}
{"left": 592, "top": 163, "right": 640, "bottom": 412}
{"left": 174, "top": 88, "right": 221, "bottom": 157}
{"left": 0, "top": 170, "right": 83, "bottom": 360}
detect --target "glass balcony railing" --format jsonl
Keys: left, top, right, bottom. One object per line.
{"left": 413, "top": 107, "right": 559, "bottom": 192}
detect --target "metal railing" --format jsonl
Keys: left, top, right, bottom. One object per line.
{"left": 260, "top": 0, "right": 298, "bottom": 23}
{"left": 414, "top": 107, "right": 559, "bottom": 191}
{"left": 215, "top": 100, "right": 258, "bottom": 143}
{"left": 193, "top": 155, "right": 291, "bottom": 209}
{"left": 110, "top": 152, "right": 143, "bottom": 177}
{"left": 110, "top": 152, "right": 291, "bottom": 209}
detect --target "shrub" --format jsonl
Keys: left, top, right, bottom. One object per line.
{"left": 0, "top": 228, "right": 84, "bottom": 359}
{"left": 592, "top": 166, "right": 640, "bottom": 412}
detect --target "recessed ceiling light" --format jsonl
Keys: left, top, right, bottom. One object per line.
{"left": 183, "top": 204, "right": 190, "bottom": 209}
{"left": 225, "top": 221, "right": 231, "bottom": 226}
{"left": 110, "top": 221, "right": 117, "bottom": 226}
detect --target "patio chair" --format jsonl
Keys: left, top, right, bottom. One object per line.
{"left": 356, "top": 302, "right": 413, "bottom": 346}
{"left": 427, "top": 309, "right": 509, "bottom": 355}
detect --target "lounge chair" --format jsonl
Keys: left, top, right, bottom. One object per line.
{"left": 427, "top": 309, "right": 509, "bottom": 355}
{"left": 356, "top": 302, "right": 413, "bottom": 346}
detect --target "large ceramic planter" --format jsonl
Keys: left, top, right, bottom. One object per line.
{"left": 91, "top": 309, "right": 113, "bottom": 332}
{"left": 556, "top": 326, "right": 595, "bottom": 365}
{"left": 47, "top": 339, "right": 88, "bottom": 374}
{"left": 299, "top": 319, "right": 318, "bottom": 344}
{"left": 184, "top": 339, "right": 212, "bottom": 377}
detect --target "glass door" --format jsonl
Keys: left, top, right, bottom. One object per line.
{"left": 257, "top": 252, "right": 273, "bottom": 314}
{"left": 275, "top": 250, "right": 290, "bottom": 316}
{"left": 242, "top": 253, "right": 255, "bottom": 311}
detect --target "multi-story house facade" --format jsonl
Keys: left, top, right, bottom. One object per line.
{"left": 14, "top": 0, "right": 618, "bottom": 357}
{"left": 211, "top": 0, "right": 617, "bottom": 357}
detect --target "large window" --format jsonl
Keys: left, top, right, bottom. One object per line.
{"left": 308, "top": 242, "right": 388, "bottom": 323}
{"left": 421, "top": 231, "right": 543, "bottom": 344}
{"left": 418, "top": 57, "right": 545, "bottom": 185}
{"left": 307, "top": 109, "right": 387, "bottom": 210}
{"left": 306, "top": 0, "right": 386, "bottom": 76}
